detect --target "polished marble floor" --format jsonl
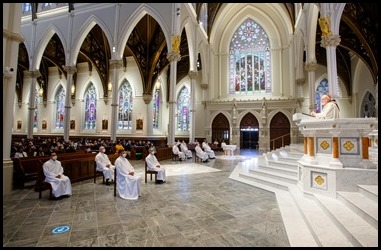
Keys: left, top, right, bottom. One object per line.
{"left": 3, "top": 149, "right": 290, "bottom": 247}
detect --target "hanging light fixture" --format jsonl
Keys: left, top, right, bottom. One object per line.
{"left": 39, "top": 87, "right": 44, "bottom": 97}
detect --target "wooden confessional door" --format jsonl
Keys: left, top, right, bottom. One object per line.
{"left": 211, "top": 113, "right": 230, "bottom": 145}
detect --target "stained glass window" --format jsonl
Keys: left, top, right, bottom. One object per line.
{"left": 118, "top": 80, "right": 133, "bottom": 129}
{"left": 177, "top": 86, "right": 190, "bottom": 131}
{"left": 361, "top": 91, "right": 376, "bottom": 118}
{"left": 229, "top": 18, "right": 271, "bottom": 94}
{"left": 33, "top": 86, "right": 39, "bottom": 129}
{"left": 314, "top": 78, "right": 329, "bottom": 113}
{"left": 84, "top": 83, "right": 97, "bottom": 129}
{"left": 200, "top": 3, "right": 208, "bottom": 33}
{"left": 55, "top": 85, "right": 65, "bottom": 129}
{"left": 153, "top": 88, "right": 160, "bottom": 130}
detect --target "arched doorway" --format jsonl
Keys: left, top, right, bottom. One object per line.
{"left": 240, "top": 113, "right": 259, "bottom": 149}
{"left": 269, "top": 112, "right": 290, "bottom": 150}
{"left": 211, "top": 113, "right": 230, "bottom": 144}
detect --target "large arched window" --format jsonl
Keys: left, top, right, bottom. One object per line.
{"left": 84, "top": 83, "right": 97, "bottom": 129}
{"left": 33, "top": 86, "right": 39, "bottom": 129}
{"left": 118, "top": 80, "right": 133, "bottom": 129}
{"left": 361, "top": 91, "right": 376, "bottom": 118}
{"left": 229, "top": 18, "right": 271, "bottom": 94}
{"left": 153, "top": 87, "right": 160, "bottom": 130}
{"left": 55, "top": 85, "right": 65, "bottom": 129}
{"left": 177, "top": 86, "right": 190, "bottom": 131}
{"left": 200, "top": 3, "right": 208, "bottom": 33}
{"left": 314, "top": 79, "right": 329, "bottom": 113}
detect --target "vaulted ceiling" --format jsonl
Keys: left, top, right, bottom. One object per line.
{"left": 16, "top": 3, "right": 378, "bottom": 103}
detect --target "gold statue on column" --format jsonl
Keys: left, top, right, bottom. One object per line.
{"left": 172, "top": 35, "right": 180, "bottom": 53}
{"left": 319, "top": 16, "right": 332, "bottom": 38}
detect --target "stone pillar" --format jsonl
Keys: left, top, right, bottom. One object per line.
{"left": 319, "top": 15, "right": 341, "bottom": 98}
{"left": 109, "top": 59, "right": 123, "bottom": 142}
{"left": 63, "top": 66, "right": 77, "bottom": 142}
{"left": 26, "top": 70, "right": 41, "bottom": 139}
{"left": 166, "top": 51, "right": 181, "bottom": 145}
{"left": 3, "top": 3, "right": 23, "bottom": 195}
{"left": 304, "top": 62, "right": 318, "bottom": 112}
{"left": 361, "top": 137, "right": 369, "bottom": 160}
{"left": 308, "top": 136, "right": 314, "bottom": 157}
{"left": 143, "top": 93, "right": 153, "bottom": 135}
{"left": 188, "top": 70, "right": 197, "bottom": 143}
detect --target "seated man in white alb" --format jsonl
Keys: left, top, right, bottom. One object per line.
{"left": 95, "top": 146, "right": 116, "bottom": 185}
{"left": 43, "top": 152, "right": 72, "bottom": 199}
{"left": 195, "top": 141, "right": 209, "bottom": 162}
{"left": 202, "top": 140, "right": 216, "bottom": 159}
{"left": 114, "top": 150, "right": 141, "bottom": 200}
{"left": 172, "top": 141, "right": 186, "bottom": 161}
{"left": 145, "top": 147, "right": 166, "bottom": 184}
{"left": 181, "top": 140, "right": 193, "bottom": 159}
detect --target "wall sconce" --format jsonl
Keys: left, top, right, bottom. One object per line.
{"left": 155, "top": 82, "right": 161, "bottom": 91}
{"left": 38, "top": 87, "right": 44, "bottom": 97}
{"left": 108, "top": 82, "right": 112, "bottom": 91}
{"left": 176, "top": 7, "right": 180, "bottom": 17}
{"left": 71, "top": 84, "right": 75, "bottom": 95}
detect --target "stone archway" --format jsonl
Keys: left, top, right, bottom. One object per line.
{"left": 269, "top": 112, "right": 290, "bottom": 150}
{"left": 240, "top": 113, "right": 259, "bottom": 149}
{"left": 211, "top": 113, "right": 230, "bottom": 145}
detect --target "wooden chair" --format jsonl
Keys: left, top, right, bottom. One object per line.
{"left": 114, "top": 167, "right": 117, "bottom": 197}
{"left": 172, "top": 153, "right": 179, "bottom": 161}
{"left": 34, "top": 162, "right": 53, "bottom": 199}
{"left": 93, "top": 161, "right": 105, "bottom": 184}
{"left": 145, "top": 161, "right": 158, "bottom": 183}
{"left": 195, "top": 155, "right": 202, "bottom": 162}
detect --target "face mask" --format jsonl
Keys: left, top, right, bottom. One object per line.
{"left": 52, "top": 156, "right": 57, "bottom": 160}
{"left": 122, "top": 153, "right": 127, "bottom": 158}
{"left": 101, "top": 149, "right": 105, "bottom": 153}
{"left": 150, "top": 151, "right": 155, "bottom": 155}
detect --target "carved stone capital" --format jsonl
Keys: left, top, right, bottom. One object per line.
{"left": 304, "top": 63, "right": 318, "bottom": 72}
{"left": 63, "top": 66, "right": 77, "bottom": 74}
{"left": 188, "top": 70, "right": 198, "bottom": 79}
{"left": 142, "top": 93, "right": 153, "bottom": 104}
{"left": 200, "top": 83, "right": 208, "bottom": 90}
{"left": 320, "top": 34, "right": 341, "bottom": 48}
{"left": 25, "top": 70, "right": 41, "bottom": 78}
{"left": 109, "top": 59, "right": 123, "bottom": 69}
{"left": 296, "top": 78, "right": 305, "bottom": 85}
{"left": 166, "top": 51, "right": 181, "bottom": 62}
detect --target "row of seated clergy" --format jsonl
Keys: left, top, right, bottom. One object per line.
{"left": 172, "top": 142, "right": 187, "bottom": 161}
{"left": 201, "top": 140, "right": 216, "bottom": 159}
{"left": 194, "top": 141, "right": 210, "bottom": 162}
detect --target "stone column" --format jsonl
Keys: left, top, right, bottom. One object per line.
{"left": 304, "top": 62, "right": 318, "bottom": 112}
{"left": 303, "top": 137, "right": 308, "bottom": 155}
{"left": 109, "top": 59, "right": 123, "bottom": 142}
{"left": 319, "top": 15, "right": 341, "bottom": 98}
{"left": 63, "top": 66, "right": 77, "bottom": 142}
{"left": 26, "top": 70, "right": 41, "bottom": 139}
{"left": 166, "top": 51, "right": 181, "bottom": 145}
{"left": 143, "top": 93, "right": 153, "bottom": 135}
{"left": 329, "top": 133, "right": 343, "bottom": 168}
{"left": 3, "top": 3, "right": 23, "bottom": 195}
{"left": 188, "top": 70, "right": 197, "bottom": 143}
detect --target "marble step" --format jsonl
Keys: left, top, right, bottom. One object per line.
{"left": 337, "top": 191, "right": 378, "bottom": 229}
{"left": 257, "top": 164, "right": 298, "bottom": 177}
{"left": 249, "top": 168, "right": 298, "bottom": 181}
{"left": 358, "top": 184, "right": 378, "bottom": 202}
{"left": 313, "top": 193, "right": 378, "bottom": 247}
{"left": 267, "top": 159, "right": 299, "bottom": 169}
{"left": 238, "top": 171, "right": 293, "bottom": 191}
{"left": 288, "top": 186, "right": 353, "bottom": 247}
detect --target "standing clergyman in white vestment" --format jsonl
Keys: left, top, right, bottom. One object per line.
{"left": 115, "top": 150, "right": 142, "bottom": 200}
{"left": 43, "top": 152, "right": 72, "bottom": 198}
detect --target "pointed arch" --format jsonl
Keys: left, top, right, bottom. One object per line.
{"left": 117, "top": 79, "right": 134, "bottom": 130}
